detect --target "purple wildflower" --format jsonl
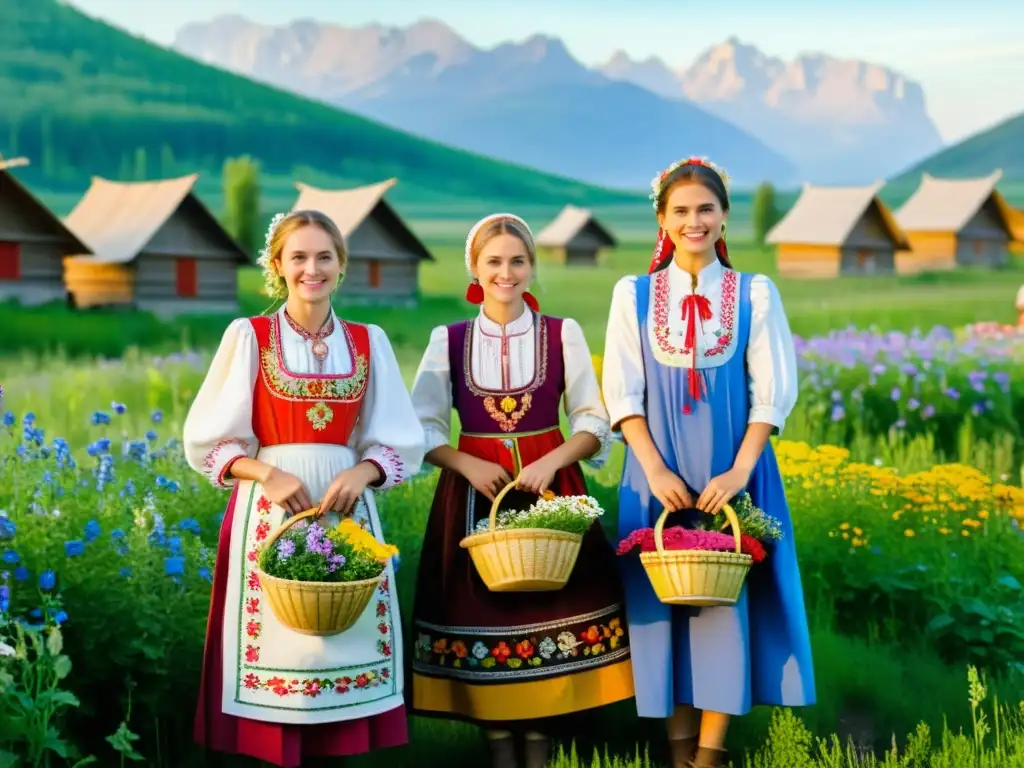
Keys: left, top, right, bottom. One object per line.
{"left": 305, "top": 523, "right": 333, "bottom": 557}
{"left": 277, "top": 539, "right": 296, "bottom": 559}
{"left": 327, "top": 554, "right": 346, "bottom": 573}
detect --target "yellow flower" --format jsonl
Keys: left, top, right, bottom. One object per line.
{"left": 904, "top": 529, "right": 916, "bottom": 537}
{"left": 330, "top": 518, "right": 399, "bottom": 563}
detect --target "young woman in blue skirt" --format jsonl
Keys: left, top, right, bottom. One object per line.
{"left": 602, "top": 157, "right": 816, "bottom": 768}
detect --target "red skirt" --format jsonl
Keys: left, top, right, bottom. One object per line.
{"left": 193, "top": 485, "right": 408, "bottom": 767}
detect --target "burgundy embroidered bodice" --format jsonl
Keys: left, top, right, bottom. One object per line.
{"left": 447, "top": 314, "right": 565, "bottom": 434}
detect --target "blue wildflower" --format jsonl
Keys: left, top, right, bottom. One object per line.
{"left": 2, "top": 411, "right": 14, "bottom": 428}
{"left": 65, "top": 540, "right": 85, "bottom": 557}
{"left": 164, "top": 556, "right": 185, "bottom": 577}
{"left": 119, "top": 567, "right": 132, "bottom": 578}
{"left": 179, "top": 518, "right": 201, "bottom": 535}
{"left": 198, "top": 567, "right": 212, "bottom": 582}
{"left": 14, "top": 566, "right": 28, "bottom": 581}
{"left": 39, "top": 570, "right": 56, "bottom": 591}
{"left": 0, "top": 517, "right": 14, "bottom": 539}
{"left": 111, "top": 401, "right": 127, "bottom": 414}
{"left": 151, "top": 410, "right": 163, "bottom": 423}
{"left": 2, "top": 551, "right": 19, "bottom": 565}
{"left": 145, "top": 430, "right": 158, "bottom": 442}
{"left": 84, "top": 520, "right": 101, "bottom": 542}
{"left": 91, "top": 411, "right": 111, "bottom": 426}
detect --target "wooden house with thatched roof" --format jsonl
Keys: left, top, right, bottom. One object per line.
{"left": 62, "top": 174, "right": 248, "bottom": 316}
{"left": 0, "top": 156, "right": 91, "bottom": 306}
{"left": 765, "top": 181, "right": 909, "bottom": 277}
{"left": 291, "top": 178, "right": 433, "bottom": 305}
{"left": 535, "top": 205, "right": 617, "bottom": 267}
{"left": 894, "top": 171, "right": 1015, "bottom": 272}
{"left": 1006, "top": 205, "right": 1024, "bottom": 256}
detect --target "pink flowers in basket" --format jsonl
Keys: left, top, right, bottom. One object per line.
{"left": 616, "top": 526, "right": 767, "bottom": 564}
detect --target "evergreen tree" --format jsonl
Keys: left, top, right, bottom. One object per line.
{"left": 222, "top": 156, "right": 262, "bottom": 261}
{"left": 752, "top": 182, "right": 779, "bottom": 246}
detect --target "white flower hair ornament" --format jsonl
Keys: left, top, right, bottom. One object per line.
{"left": 463, "top": 212, "right": 540, "bottom": 311}
{"left": 257, "top": 212, "right": 288, "bottom": 300}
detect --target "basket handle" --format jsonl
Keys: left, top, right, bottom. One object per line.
{"left": 653, "top": 502, "right": 741, "bottom": 555}
{"left": 264, "top": 508, "right": 319, "bottom": 550}
{"left": 487, "top": 479, "right": 521, "bottom": 532}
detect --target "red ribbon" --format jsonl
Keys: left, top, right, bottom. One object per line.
{"left": 680, "top": 293, "right": 712, "bottom": 413}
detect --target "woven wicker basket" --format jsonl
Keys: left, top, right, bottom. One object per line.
{"left": 256, "top": 509, "right": 380, "bottom": 636}
{"left": 459, "top": 481, "right": 584, "bottom": 592}
{"left": 639, "top": 502, "right": 752, "bottom": 607}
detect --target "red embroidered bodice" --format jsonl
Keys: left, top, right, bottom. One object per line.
{"left": 249, "top": 314, "right": 371, "bottom": 447}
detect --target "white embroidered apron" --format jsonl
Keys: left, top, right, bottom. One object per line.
{"left": 220, "top": 443, "right": 403, "bottom": 725}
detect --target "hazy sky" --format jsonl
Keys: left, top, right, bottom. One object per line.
{"left": 68, "top": 0, "right": 1023, "bottom": 145}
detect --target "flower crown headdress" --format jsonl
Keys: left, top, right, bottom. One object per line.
{"left": 646, "top": 156, "right": 732, "bottom": 274}
{"left": 463, "top": 212, "right": 540, "bottom": 311}
{"left": 256, "top": 212, "right": 289, "bottom": 300}
{"left": 649, "top": 156, "right": 730, "bottom": 210}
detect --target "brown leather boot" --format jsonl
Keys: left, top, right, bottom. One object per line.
{"left": 523, "top": 734, "right": 551, "bottom": 768}
{"left": 487, "top": 731, "right": 518, "bottom": 768}
{"left": 689, "top": 745, "right": 729, "bottom": 768}
{"left": 669, "top": 735, "right": 699, "bottom": 767}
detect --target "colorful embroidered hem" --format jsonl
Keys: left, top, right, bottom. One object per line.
{"left": 411, "top": 604, "right": 628, "bottom": 683}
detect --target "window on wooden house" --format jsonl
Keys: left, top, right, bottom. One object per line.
{"left": 175, "top": 257, "right": 198, "bottom": 298}
{"left": 368, "top": 260, "right": 381, "bottom": 288}
{"left": 0, "top": 241, "right": 21, "bottom": 280}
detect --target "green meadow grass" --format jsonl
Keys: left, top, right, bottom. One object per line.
{"left": 2, "top": 238, "right": 1022, "bottom": 366}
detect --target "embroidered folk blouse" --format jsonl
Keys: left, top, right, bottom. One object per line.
{"left": 602, "top": 259, "right": 798, "bottom": 433}
{"left": 411, "top": 308, "right": 613, "bottom": 468}
{"left": 183, "top": 307, "right": 425, "bottom": 491}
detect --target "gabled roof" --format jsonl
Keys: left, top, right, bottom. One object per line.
{"left": 291, "top": 178, "right": 433, "bottom": 261}
{"left": 766, "top": 180, "right": 908, "bottom": 248}
{"left": 64, "top": 174, "right": 248, "bottom": 263}
{"left": 536, "top": 204, "right": 617, "bottom": 248}
{"left": 0, "top": 168, "right": 90, "bottom": 253}
{"left": 894, "top": 170, "right": 1013, "bottom": 234}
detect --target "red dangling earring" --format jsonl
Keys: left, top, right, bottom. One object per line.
{"left": 465, "top": 280, "right": 484, "bottom": 305}
{"left": 523, "top": 292, "right": 540, "bottom": 312}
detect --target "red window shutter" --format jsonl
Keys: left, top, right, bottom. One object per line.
{"left": 175, "top": 258, "right": 197, "bottom": 297}
{"left": 0, "top": 242, "right": 21, "bottom": 280}
{"left": 368, "top": 260, "right": 381, "bottom": 288}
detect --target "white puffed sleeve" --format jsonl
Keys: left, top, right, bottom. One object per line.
{"left": 350, "top": 324, "right": 426, "bottom": 491}
{"left": 747, "top": 275, "right": 798, "bottom": 434}
{"left": 409, "top": 325, "right": 453, "bottom": 461}
{"left": 560, "top": 318, "right": 612, "bottom": 468}
{"left": 183, "top": 318, "right": 259, "bottom": 489}
{"left": 602, "top": 276, "right": 646, "bottom": 431}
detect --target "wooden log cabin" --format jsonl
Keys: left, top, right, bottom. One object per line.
{"left": 62, "top": 174, "right": 248, "bottom": 316}
{"left": 766, "top": 181, "right": 909, "bottom": 277}
{"left": 535, "top": 205, "right": 617, "bottom": 267}
{"left": 291, "top": 178, "right": 433, "bottom": 305}
{"left": 0, "top": 159, "right": 91, "bottom": 306}
{"left": 894, "top": 171, "right": 1015, "bottom": 273}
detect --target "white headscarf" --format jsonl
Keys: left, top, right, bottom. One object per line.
{"left": 464, "top": 213, "right": 536, "bottom": 280}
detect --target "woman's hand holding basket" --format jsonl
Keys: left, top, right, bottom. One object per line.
{"left": 461, "top": 455, "right": 513, "bottom": 501}
{"left": 261, "top": 466, "right": 313, "bottom": 516}
{"left": 648, "top": 465, "right": 694, "bottom": 512}
{"left": 696, "top": 467, "right": 750, "bottom": 516}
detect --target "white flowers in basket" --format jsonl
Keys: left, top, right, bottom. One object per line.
{"left": 474, "top": 493, "right": 604, "bottom": 536}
